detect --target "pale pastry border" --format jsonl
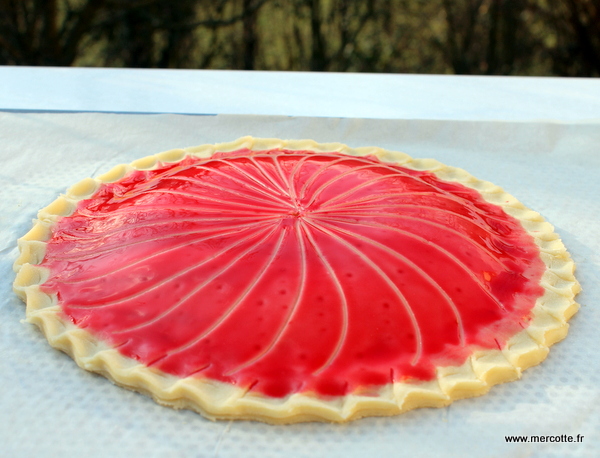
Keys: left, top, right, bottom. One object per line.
{"left": 13, "top": 136, "right": 581, "bottom": 424}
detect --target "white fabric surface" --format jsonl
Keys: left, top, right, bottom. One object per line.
{"left": 2, "top": 67, "right": 600, "bottom": 121}
{"left": 0, "top": 112, "right": 597, "bottom": 457}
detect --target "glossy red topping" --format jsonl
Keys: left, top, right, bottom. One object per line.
{"left": 41, "top": 149, "right": 545, "bottom": 398}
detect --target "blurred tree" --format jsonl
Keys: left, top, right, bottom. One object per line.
{"left": 530, "top": 0, "right": 600, "bottom": 76}
{"left": 94, "top": 0, "right": 205, "bottom": 68}
{"left": 0, "top": 0, "right": 106, "bottom": 65}
{"left": 366, "top": 0, "right": 447, "bottom": 74}
{"left": 277, "top": 0, "right": 389, "bottom": 72}
{"left": 242, "top": 0, "right": 260, "bottom": 69}
{"left": 0, "top": 0, "right": 269, "bottom": 68}
{"left": 437, "top": 0, "right": 600, "bottom": 76}
{"left": 437, "top": 0, "right": 539, "bottom": 75}
{"left": 0, "top": 0, "right": 598, "bottom": 76}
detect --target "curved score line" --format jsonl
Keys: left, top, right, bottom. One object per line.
{"left": 312, "top": 211, "right": 509, "bottom": 264}
{"left": 300, "top": 219, "right": 350, "bottom": 376}
{"left": 217, "top": 157, "right": 290, "bottom": 203}
{"left": 58, "top": 220, "right": 277, "bottom": 284}
{"left": 301, "top": 154, "right": 487, "bottom": 215}
{"left": 162, "top": 175, "right": 292, "bottom": 209}
{"left": 305, "top": 164, "right": 403, "bottom": 208}
{"left": 76, "top": 203, "right": 281, "bottom": 221}
{"left": 47, "top": 218, "right": 276, "bottom": 262}
{"left": 111, "top": 223, "right": 281, "bottom": 334}
{"left": 311, "top": 172, "right": 411, "bottom": 209}
{"left": 316, "top": 191, "right": 510, "bottom": 227}
{"left": 312, "top": 214, "right": 507, "bottom": 311}
{"left": 287, "top": 154, "right": 312, "bottom": 202}
{"left": 192, "top": 162, "right": 294, "bottom": 208}
{"left": 304, "top": 218, "right": 424, "bottom": 366}
{"left": 75, "top": 185, "right": 289, "bottom": 218}
{"left": 313, "top": 217, "right": 466, "bottom": 346}
{"left": 313, "top": 203, "right": 500, "bottom": 238}
{"left": 192, "top": 155, "right": 288, "bottom": 200}
{"left": 226, "top": 219, "right": 308, "bottom": 375}
{"left": 272, "top": 154, "right": 293, "bottom": 199}
{"left": 93, "top": 157, "right": 284, "bottom": 210}
{"left": 52, "top": 213, "right": 279, "bottom": 244}
{"left": 248, "top": 155, "right": 290, "bottom": 197}
{"left": 69, "top": 223, "right": 275, "bottom": 310}
{"left": 298, "top": 156, "right": 357, "bottom": 201}
{"left": 140, "top": 188, "right": 290, "bottom": 213}
{"left": 151, "top": 224, "right": 289, "bottom": 366}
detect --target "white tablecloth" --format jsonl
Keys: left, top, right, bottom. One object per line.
{"left": 0, "top": 68, "right": 598, "bottom": 457}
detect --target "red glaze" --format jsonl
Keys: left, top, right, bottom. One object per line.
{"left": 41, "top": 149, "right": 545, "bottom": 398}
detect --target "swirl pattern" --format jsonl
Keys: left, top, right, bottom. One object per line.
{"left": 41, "top": 148, "right": 545, "bottom": 397}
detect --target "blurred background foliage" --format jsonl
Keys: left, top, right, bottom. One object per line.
{"left": 0, "top": 0, "right": 598, "bottom": 76}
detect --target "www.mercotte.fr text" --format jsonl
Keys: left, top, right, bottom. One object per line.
{"left": 505, "top": 434, "right": 584, "bottom": 443}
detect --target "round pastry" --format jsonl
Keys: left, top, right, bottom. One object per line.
{"left": 13, "top": 137, "right": 580, "bottom": 424}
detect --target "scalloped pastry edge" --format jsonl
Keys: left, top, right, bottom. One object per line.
{"left": 13, "top": 136, "right": 581, "bottom": 424}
